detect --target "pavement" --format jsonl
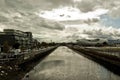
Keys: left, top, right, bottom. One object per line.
{"left": 22, "top": 46, "right": 120, "bottom": 80}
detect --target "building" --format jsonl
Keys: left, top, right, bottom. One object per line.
{"left": 107, "top": 39, "right": 120, "bottom": 46}
{"left": 0, "top": 29, "right": 33, "bottom": 49}
{"left": 25, "top": 32, "right": 33, "bottom": 48}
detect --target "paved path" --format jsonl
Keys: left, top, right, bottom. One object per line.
{"left": 22, "top": 46, "right": 120, "bottom": 80}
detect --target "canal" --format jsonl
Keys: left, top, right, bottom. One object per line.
{"left": 22, "top": 46, "right": 120, "bottom": 80}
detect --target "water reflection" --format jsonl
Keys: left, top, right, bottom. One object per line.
{"left": 34, "top": 60, "right": 65, "bottom": 72}
{"left": 22, "top": 46, "right": 120, "bottom": 80}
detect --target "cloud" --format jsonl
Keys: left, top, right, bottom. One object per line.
{"left": 74, "top": 0, "right": 120, "bottom": 18}
{"left": 0, "top": 23, "right": 6, "bottom": 31}
{"left": 37, "top": 6, "right": 108, "bottom": 21}
{"left": 1, "top": 0, "right": 73, "bottom": 11}
{"left": 1, "top": 0, "right": 120, "bottom": 18}
{"left": 0, "top": 0, "right": 120, "bottom": 42}
{"left": 60, "top": 23, "right": 120, "bottom": 42}
{"left": 109, "top": 7, "right": 120, "bottom": 18}
{"left": 40, "top": 20, "right": 65, "bottom": 30}
{"left": 75, "top": 0, "right": 98, "bottom": 12}
{"left": 0, "top": 0, "right": 67, "bottom": 42}
{"left": 0, "top": 8, "right": 65, "bottom": 30}
{"left": 0, "top": 9, "right": 65, "bottom": 43}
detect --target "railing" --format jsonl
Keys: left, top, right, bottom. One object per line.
{"left": 68, "top": 45, "right": 120, "bottom": 68}
{"left": 0, "top": 46, "right": 58, "bottom": 64}
{"left": 84, "top": 47, "right": 120, "bottom": 58}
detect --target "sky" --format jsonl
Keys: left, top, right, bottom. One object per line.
{"left": 0, "top": 0, "right": 120, "bottom": 42}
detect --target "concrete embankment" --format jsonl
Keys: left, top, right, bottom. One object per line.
{"left": 19, "top": 46, "right": 58, "bottom": 65}
{"left": 22, "top": 46, "right": 120, "bottom": 80}
{"left": 68, "top": 46, "right": 120, "bottom": 76}
{"left": 0, "top": 46, "right": 58, "bottom": 80}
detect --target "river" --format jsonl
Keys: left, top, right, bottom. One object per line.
{"left": 22, "top": 46, "right": 120, "bottom": 80}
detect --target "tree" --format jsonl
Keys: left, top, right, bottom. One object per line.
{"left": 103, "top": 42, "right": 108, "bottom": 46}
{"left": 3, "top": 41, "right": 10, "bottom": 53}
{"left": 13, "top": 43, "right": 20, "bottom": 49}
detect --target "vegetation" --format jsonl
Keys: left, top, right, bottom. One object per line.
{"left": 3, "top": 41, "right": 10, "bottom": 53}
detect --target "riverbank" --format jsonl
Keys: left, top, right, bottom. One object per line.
{"left": 0, "top": 46, "right": 57, "bottom": 80}
{"left": 68, "top": 45, "right": 120, "bottom": 76}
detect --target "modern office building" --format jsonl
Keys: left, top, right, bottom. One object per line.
{"left": 0, "top": 29, "right": 33, "bottom": 49}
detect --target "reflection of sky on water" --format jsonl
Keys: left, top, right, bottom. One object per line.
{"left": 22, "top": 46, "right": 120, "bottom": 80}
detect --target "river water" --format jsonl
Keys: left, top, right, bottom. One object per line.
{"left": 22, "top": 46, "right": 120, "bottom": 80}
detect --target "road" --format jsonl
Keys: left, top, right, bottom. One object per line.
{"left": 22, "top": 46, "right": 120, "bottom": 80}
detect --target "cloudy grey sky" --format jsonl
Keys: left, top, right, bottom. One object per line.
{"left": 0, "top": 0, "right": 120, "bottom": 42}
